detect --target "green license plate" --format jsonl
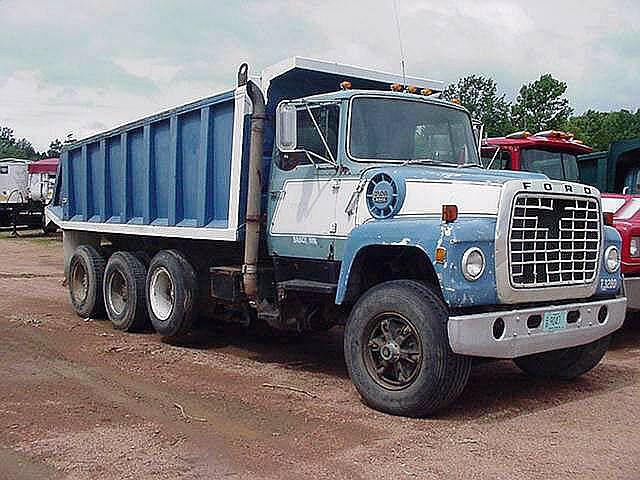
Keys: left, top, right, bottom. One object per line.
{"left": 543, "top": 311, "right": 568, "bottom": 331}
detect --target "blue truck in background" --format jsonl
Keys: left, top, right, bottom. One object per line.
{"left": 48, "top": 57, "right": 626, "bottom": 417}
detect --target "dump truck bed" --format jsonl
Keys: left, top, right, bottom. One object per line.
{"left": 48, "top": 88, "right": 250, "bottom": 241}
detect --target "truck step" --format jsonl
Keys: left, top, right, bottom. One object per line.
{"left": 276, "top": 279, "right": 337, "bottom": 295}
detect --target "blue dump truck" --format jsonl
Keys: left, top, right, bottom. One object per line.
{"left": 48, "top": 58, "right": 626, "bottom": 417}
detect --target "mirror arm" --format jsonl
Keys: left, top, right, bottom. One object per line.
{"left": 305, "top": 150, "right": 331, "bottom": 168}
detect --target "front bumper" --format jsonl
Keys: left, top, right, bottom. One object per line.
{"left": 447, "top": 297, "right": 626, "bottom": 358}
{"left": 623, "top": 277, "right": 640, "bottom": 311}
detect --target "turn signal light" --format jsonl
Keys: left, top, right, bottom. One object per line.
{"left": 603, "top": 212, "right": 614, "bottom": 226}
{"left": 442, "top": 204, "right": 458, "bottom": 222}
{"left": 435, "top": 247, "right": 447, "bottom": 264}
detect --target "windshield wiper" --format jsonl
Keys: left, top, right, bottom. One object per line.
{"left": 401, "top": 158, "right": 459, "bottom": 167}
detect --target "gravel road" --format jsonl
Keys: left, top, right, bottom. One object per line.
{"left": 1, "top": 232, "right": 639, "bottom": 479}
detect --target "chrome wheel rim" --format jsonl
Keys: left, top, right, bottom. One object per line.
{"left": 363, "top": 312, "right": 423, "bottom": 390}
{"left": 149, "top": 267, "right": 174, "bottom": 321}
{"left": 70, "top": 262, "right": 88, "bottom": 304}
{"left": 107, "top": 270, "right": 127, "bottom": 315}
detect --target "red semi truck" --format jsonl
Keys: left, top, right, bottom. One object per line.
{"left": 481, "top": 132, "right": 640, "bottom": 312}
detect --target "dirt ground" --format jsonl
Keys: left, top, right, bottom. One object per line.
{"left": 1, "top": 230, "right": 640, "bottom": 480}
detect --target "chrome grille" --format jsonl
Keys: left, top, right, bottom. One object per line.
{"left": 509, "top": 194, "right": 600, "bottom": 288}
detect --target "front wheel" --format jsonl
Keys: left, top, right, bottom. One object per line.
{"left": 344, "top": 280, "right": 472, "bottom": 417}
{"left": 513, "top": 335, "right": 611, "bottom": 380}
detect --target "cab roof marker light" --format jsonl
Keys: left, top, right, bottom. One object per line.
{"left": 406, "top": 85, "right": 419, "bottom": 94}
{"left": 420, "top": 88, "right": 433, "bottom": 96}
{"left": 390, "top": 83, "right": 403, "bottom": 92}
{"left": 534, "top": 130, "right": 574, "bottom": 139}
{"left": 505, "top": 131, "right": 532, "bottom": 139}
{"left": 340, "top": 80, "right": 352, "bottom": 90}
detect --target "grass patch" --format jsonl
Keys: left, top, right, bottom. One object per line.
{"left": 0, "top": 228, "right": 62, "bottom": 245}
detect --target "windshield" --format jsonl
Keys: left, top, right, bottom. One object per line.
{"left": 348, "top": 97, "right": 480, "bottom": 165}
{"left": 520, "top": 148, "right": 579, "bottom": 181}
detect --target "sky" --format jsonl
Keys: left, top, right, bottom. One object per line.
{"left": 1, "top": 0, "right": 639, "bottom": 151}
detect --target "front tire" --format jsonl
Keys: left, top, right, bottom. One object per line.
{"left": 344, "top": 280, "right": 472, "bottom": 417}
{"left": 146, "top": 250, "right": 197, "bottom": 339}
{"left": 513, "top": 335, "right": 611, "bottom": 380}
{"left": 103, "top": 251, "right": 149, "bottom": 332}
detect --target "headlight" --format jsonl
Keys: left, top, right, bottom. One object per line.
{"left": 605, "top": 246, "right": 620, "bottom": 273}
{"left": 631, "top": 237, "right": 640, "bottom": 258}
{"left": 462, "top": 247, "right": 485, "bottom": 281}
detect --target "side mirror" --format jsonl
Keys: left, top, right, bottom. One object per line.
{"left": 472, "top": 120, "right": 484, "bottom": 152}
{"left": 276, "top": 102, "right": 297, "bottom": 151}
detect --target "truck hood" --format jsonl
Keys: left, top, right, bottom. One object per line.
{"left": 363, "top": 164, "right": 548, "bottom": 186}
{"left": 602, "top": 193, "right": 640, "bottom": 223}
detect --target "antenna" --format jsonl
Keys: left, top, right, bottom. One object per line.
{"left": 392, "top": 0, "right": 407, "bottom": 86}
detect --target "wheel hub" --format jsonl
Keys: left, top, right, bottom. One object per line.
{"left": 380, "top": 342, "right": 400, "bottom": 361}
{"left": 363, "top": 313, "right": 423, "bottom": 390}
{"left": 150, "top": 267, "right": 174, "bottom": 321}
{"left": 70, "top": 263, "right": 89, "bottom": 303}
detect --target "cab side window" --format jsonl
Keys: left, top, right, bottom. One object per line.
{"left": 481, "top": 149, "right": 512, "bottom": 170}
{"left": 276, "top": 104, "right": 339, "bottom": 171}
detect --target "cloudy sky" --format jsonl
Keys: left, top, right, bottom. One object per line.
{"left": 1, "top": 0, "right": 638, "bottom": 151}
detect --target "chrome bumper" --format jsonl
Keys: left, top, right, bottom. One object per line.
{"left": 447, "top": 297, "right": 626, "bottom": 358}
{"left": 623, "top": 277, "right": 640, "bottom": 311}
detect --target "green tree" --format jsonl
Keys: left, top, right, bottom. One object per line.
{"left": 443, "top": 75, "right": 513, "bottom": 137}
{"left": 46, "top": 138, "right": 64, "bottom": 157}
{"left": 564, "top": 109, "right": 640, "bottom": 151}
{"left": 511, "top": 74, "right": 573, "bottom": 133}
{"left": 0, "top": 126, "right": 39, "bottom": 159}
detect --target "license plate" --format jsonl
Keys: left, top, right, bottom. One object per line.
{"left": 543, "top": 311, "right": 568, "bottom": 331}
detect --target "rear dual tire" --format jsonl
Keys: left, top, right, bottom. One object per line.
{"left": 103, "top": 251, "right": 149, "bottom": 332}
{"left": 68, "top": 245, "right": 106, "bottom": 319}
{"left": 146, "top": 250, "right": 197, "bottom": 339}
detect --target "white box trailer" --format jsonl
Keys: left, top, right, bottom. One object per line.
{"left": 0, "top": 158, "right": 29, "bottom": 203}
{"left": 0, "top": 157, "right": 59, "bottom": 228}
{"left": 0, "top": 158, "right": 30, "bottom": 227}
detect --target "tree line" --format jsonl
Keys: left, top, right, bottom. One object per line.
{"left": 443, "top": 74, "right": 640, "bottom": 151}
{"left": 0, "top": 127, "right": 74, "bottom": 160}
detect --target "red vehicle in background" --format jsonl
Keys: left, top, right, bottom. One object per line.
{"left": 481, "top": 131, "right": 640, "bottom": 312}
{"left": 480, "top": 130, "right": 592, "bottom": 180}
{"left": 577, "top": 139, "right": 640, "bottom": 312}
